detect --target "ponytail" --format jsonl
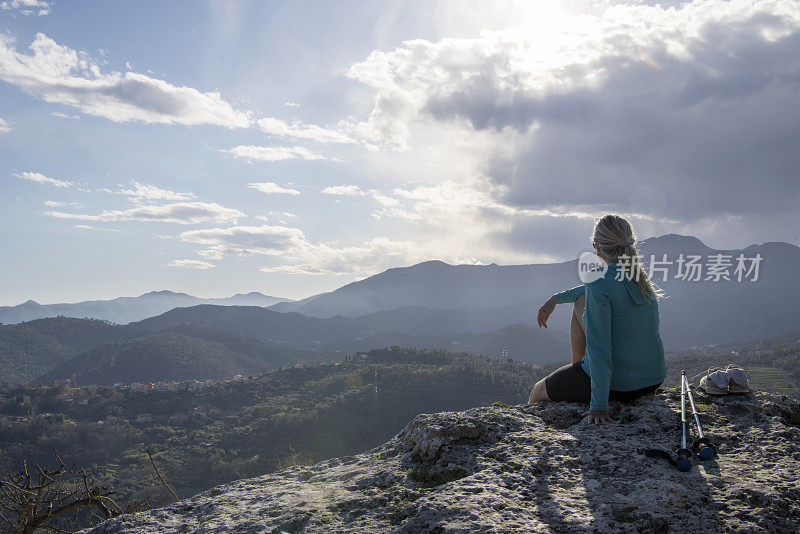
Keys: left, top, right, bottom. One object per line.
{"left": 621, "top": 243, "right": 662, "bottom": 301}
{"left": 592, "top": 215, "right": 663, "bottom": 301}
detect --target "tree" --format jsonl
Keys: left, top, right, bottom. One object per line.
{"left": 0, "top": 451, "right": 149, "bottom": 533}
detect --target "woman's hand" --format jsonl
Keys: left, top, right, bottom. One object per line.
{"left": 537, "top": 296, "right": 557, "bottom": 328}
{"left": 583, "top": 409, "right": 612, "bottom": 425}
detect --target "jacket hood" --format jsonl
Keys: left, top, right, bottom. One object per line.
{"left": 609, "top": 263, "right": 646, "bottom": 305}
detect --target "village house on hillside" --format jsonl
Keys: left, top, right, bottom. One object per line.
{"left": 89, "top": 377, "right": 234, "bottom": 397}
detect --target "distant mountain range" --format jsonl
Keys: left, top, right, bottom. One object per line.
{"left": 0, "top": 291, "right": 291, "bottom": 325}
{"left": 268, "top": 234, "right": 800, "bottom": 349}
{"left": 3, "top": 233, "right": 799, "bottom": 386}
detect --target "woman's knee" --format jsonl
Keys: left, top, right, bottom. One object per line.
{"left": 529, "top": 379, "right": 551, "bottom": 402}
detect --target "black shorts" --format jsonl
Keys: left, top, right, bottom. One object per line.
{"left": 544, "top": 360, "right": 661, "bottom": 404}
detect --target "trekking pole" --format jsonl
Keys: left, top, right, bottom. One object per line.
{"left": 683, "top": 374, "right": 716, "bottom": 461}
{"left": 641, "top": 371, "right": 696, "bottom": 471}
{"left": 676, "top": 370, "right": 693, "bottom": 471}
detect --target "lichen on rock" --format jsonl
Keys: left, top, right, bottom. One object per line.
{"left": 84, "top": 389, "right": 800, "bottom": 533}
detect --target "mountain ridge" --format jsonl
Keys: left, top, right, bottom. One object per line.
{"left": 269, "top": 233, "right": 766, "bottom": 319}
{"left": 5, "top": 234, "right": 800, "bottom": 354}
{"left": 264, "top": 234, "right": 800, "bottom": 349}
{"left": 0, "top": 291, "right": 292, "bottom": 325}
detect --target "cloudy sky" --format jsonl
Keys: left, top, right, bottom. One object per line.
{"left": 2, "top": 0, "right": 799, "bottom": 305}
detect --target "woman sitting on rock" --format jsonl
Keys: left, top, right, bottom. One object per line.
{"left": 529, "top": 214, "right": 666, "bottom": 425}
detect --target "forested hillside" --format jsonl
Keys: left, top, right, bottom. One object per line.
{"left": 0, "top": 318, "right": 324, "bottom": 386}
{"left": 131, "top": 305, "right": 570, "bottom": 360}
{"left": 316, "top": 323, "right": 569, "bottom": 362}
{"left": 0, "top": 318, "right": 136, "bottom": 385}
{"left": 1, "top": 312, "right": 569, "bottom": 386}
{"left": 37, "top": 326, "right": 319, "bottom": 386}
{"left": 0, "top": 348, "right": 549, "bottom": 517}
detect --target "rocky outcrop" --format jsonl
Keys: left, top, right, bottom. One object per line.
{"left": 86, "top": 389, "right": 800, "bottom": 533}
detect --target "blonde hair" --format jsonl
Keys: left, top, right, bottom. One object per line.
{"left": 591, "top": 214, "right": 661, "bottom": 300}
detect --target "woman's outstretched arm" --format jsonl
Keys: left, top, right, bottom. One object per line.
{"left": 537, "top": 285, "right": 586, "bottom": 328}
{"left": 554, "top": 285, "right": 585, "bottom": 304}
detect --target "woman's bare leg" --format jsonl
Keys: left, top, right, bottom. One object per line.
{"left": 570, "top": 294, "right": 586, "bottom": 363}
{"left": 530, "top": 294, "right": 586, "bottom": 403}
{"left": 529, "top": 378, "right": 550, "bottom": 402}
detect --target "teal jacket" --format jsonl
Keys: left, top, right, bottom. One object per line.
{"left": 554, "top": 262, "right": 666, "bottom": 411}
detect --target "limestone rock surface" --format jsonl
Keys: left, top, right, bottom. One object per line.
{"left": 85, "top": 389, "right": 800, "bottom": 533}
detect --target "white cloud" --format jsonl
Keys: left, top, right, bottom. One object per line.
{"left": 257, "top": 117, "right": 354, "bottom": 144}
{"left": 370, "top": 191, "right": 400, "bottom": 208}
{"left": 178, "top": 222, "right": 479, "bottom": 276}
{"left": 346, "top": 1, "right": 800, "bottom": 158}
{"left": 168, "top": 259, "right": 216, "bottom": 270}
{"left": 227, "top": 145, "right": 329, "bottom": 162}
{"left": 181, "top": 224, "right": 307, "bottom": 257}
{"left": 253, "top": 212, "right": 296, "bottom": 223}
{"left": 336, "top": 0, "right": 800, "bottom": 261}
{"left": 73, "top": 224, "right": 93, "bottom": 230}
{"left": 14, "top": 171, "right": 74, "bottom": 187}
{"left": 45, "top": 201, "right": 243, "bottom": 224}
{"left": 284, "top": 102, "right": 300, "bottom": 108}
{"left": 247, "top": 182, "right": 300, "bottom": 195}
{"left": 44, "top": 200, "right": 81, "bottom": 208}
{"left": 258, "top": 236, "right": 424, "bottom": 276}
{"left": 0, "top": 33, "right": 250, "bottom": 127}
{"left": 117, "top": 180, "right": 195, "bottom": 201}
{"left": 1, "top": 0, "right": 49, "bottom": 16}
{"left": 321, "top": 184, "right": 362, "bottom": 196}
{"left": 321, "top": 184, "right": 400, "bottom": 208}
{"left": 197, "top": 248, "right": 225, "bottom": 260}
{"left": 51, "top": 111, "right": 80, "bottom": 119}
{"left": 382, "top": 181, "right": 520, "bottom": 222}
{"left": 0, "top": 117, "right": 10, "bottom": 132}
